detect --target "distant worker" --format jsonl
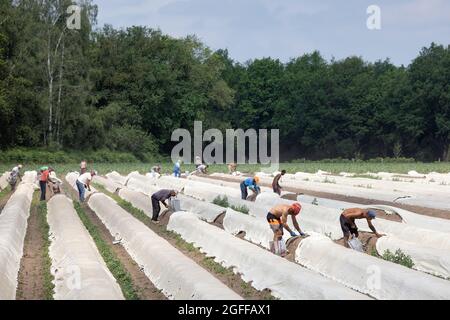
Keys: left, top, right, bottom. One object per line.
{"left": 190, "top": 164, "right": 208, "bottom": 176}
{"left": 38, "top": 166, "right": 52, "bottom": 201}
{"left": 228, "top": 163, "right": 237, "bottom": 175}
{"left": 340, "top": 208, "right": 385, "bottom": 248}
{"left": 272, "top": 170, "right": 286, "bottom": 195}
{"left": 240, "top": 176, "right": 261, "bottom": 200}
{"left": 151, "top": 189, "right": 177, "bottom": 224}
{"left": 267, "top": 203, "right": 305, "bottom": 242}
{"left": 150, "top": 165, "right": 161, "bottom": 178}
{"left": 194, "top": 156, "right": 202, "bottom": 169}
{"left": 48, "top": 170, "right": 62, "bottom": 196}
{"left": 8, "top": 164, "right": 23, "bottom": 191}
{"left": 80, "top": 160, "right": 87, "bottom": 174}
{"left": 173, "top": 160, "right": 181, "bottom": 178}
{"left": 76, "top": 170, "right": 97, "bottom": 203}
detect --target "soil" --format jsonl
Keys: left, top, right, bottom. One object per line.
{"left": 285, "top": 236, "right": 304, "bottom": 262}
{"left": 206, "top": 175, "right": 450, "bottom": 220}
{"left": 63, "top": 183, "right": 166, "bottom": 300}
{"left": 16, "top": 193, "right": 45, "bottom": 300}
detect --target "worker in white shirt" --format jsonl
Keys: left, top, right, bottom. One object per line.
{"left": 76, "top": 170, "right": 97, "bottom": 202}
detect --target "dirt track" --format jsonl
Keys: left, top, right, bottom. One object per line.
{"left": 16, "top": 192, "right": 46, "bottom": 300}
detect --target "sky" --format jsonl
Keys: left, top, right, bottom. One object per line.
{"left": 93, "top": 0, "right": 450, "bottom": 66}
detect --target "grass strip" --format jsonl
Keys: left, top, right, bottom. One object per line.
{"left": 73, "top": 201, "right": 139, "bottom": 300}
{"left": 33, "top": 192, "right": 55, "bottom": 300}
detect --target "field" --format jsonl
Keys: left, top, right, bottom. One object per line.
{"left": 1, "top": 161, "right": 450, "bottom": 176}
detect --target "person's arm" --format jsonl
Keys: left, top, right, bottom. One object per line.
{"left": 86, "top": 179, "right": 91, "bottom": 191}
{"left": 291, "top": 216, "right": 305, "bottom": 236}
{"left": 367, "top": 219, "right": 384, "bottom": 237}
{"left": 281, "top": 215, "right": 295, "bottom": 235}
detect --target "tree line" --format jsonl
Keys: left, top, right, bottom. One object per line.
{"left": 0, "top": 1, "right": 449, "bottom": 162}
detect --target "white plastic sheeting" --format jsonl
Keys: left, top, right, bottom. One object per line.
{"left": 65, "top": 172, "right": 97, "bottom": 199}
{"left": 126, "top": 177, "right": 157, "bottom": 196}
{"left": 211, "top": 173, "right": 450, "bottom": 210}
{"left": 22, "top": 171, "right": 37, "bottom": 184}
{"left": 154, "top": 176, "right": 188, "bottom": 192}
{"left": 93, "top": 176, "right": 122, "bottom": 193}
{"left": 118, "top": 188, "right": 155, "bottom": 217}
{"left": 248, "top": 195, "right": 450, "bottom": 278}
{"left": 88, "top": 193, "right": 241, "bottom": 300}
{"left": 0, "top": 172, "right": 9, "bottom": 190}
{"left": 183, "top": 180, "right": 243, "bottom": 202}
{"left": 47, "top": 195, "right": 124, "bottom": 300}
{"left": 299, "top": 194, "right": 450, "bottom": 235}
{"left": 223, "top": 208, "right": 291, "bottom": 248}
{"left": 168, "top": 211, "right": 370, "bottom": 300}
{"left": 0, "top": 182, "right": 35, "bottom": 299}
{"left": 178, "top": 194, "right": 225, "bottom": 222}
{"left": 376, "top": 236, "right": 450, "bottom": 279}
{"left": 296, "top": 233, "right": 450, "bottom": 299}
{"left": 105, "top": 171, "right": 127, "bottom": 186}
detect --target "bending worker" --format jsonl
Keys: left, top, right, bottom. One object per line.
{"left": 76, "top": 170, "right": 97, "bottom": 202}
{"left": 272, "top": 170, "right": 286, "bottom": 195}
{"left": 340, "top": 208, "right": 385, "bottom": 248}
{"left": 8, "top": 164, "right": 23, "bottom": 191}
{"left": 240, "top": 176, "right": 260, "bottom": 200}
{"left": 151, "top": 189, "right": 177, "bottom": 224}
{"left": 267, "top": 203, "right": 305, "bottom": 242}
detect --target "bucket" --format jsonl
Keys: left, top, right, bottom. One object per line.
{"left": 170, "top": 198, "right": 181, "bottom": 212}
{"left": 348, "top": 238, "right": 364, "bottom": 252}
{"left": 269, "top": 240, "right": 287, "bottom": 256}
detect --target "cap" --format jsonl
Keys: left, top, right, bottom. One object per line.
{"left": 254, "top": 176, "right": 260, "bottom": 184}
{"left": 291, "top": 203, "right": 302, "bottom": 215}
{"left": 368, "top": 210, "right": 377, "bottom": 219}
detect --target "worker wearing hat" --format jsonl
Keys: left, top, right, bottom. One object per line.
{"left": 267, "top": 202, "right": 305, "bottom": 242}
{"left": 340, "top": 208, "right": 385, "bottom": 248}
{"left": 240, "top": 176, "right": 261, "bottom": 200}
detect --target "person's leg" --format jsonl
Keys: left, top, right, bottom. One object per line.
{"left": 40, "top": 181, "right": 46, "bottom": 201}
{"left": 240, "top": 182, "right": 247, "bottom": 200}
{"left": 151, "top": 197, "right": 160, "bottom": 221}
{"left": 340, "top": 214, "right": 351, "bottom": 248}
{"left": 76, "top": 180, "right": 85, "bottom": 202}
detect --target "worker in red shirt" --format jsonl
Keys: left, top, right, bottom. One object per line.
{"left": 39, "top": 167, "right": 53, "bottom": 201}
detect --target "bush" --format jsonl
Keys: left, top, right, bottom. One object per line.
{"left": 212, "top": 195, "right": 229, "bottom": 208}
{"left": 381, "top": 249, "right": 414, "bottom": 268}
{"left": 230, "top": 205, "right": 249, "bottom": 215}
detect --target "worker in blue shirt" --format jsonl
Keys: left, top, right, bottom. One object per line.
{"left": 240, "top": 176, "right": 261, "bottom": 200}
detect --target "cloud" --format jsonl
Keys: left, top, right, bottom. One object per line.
{"left": 93, "top": 0, "right": 450, "bottom": 65}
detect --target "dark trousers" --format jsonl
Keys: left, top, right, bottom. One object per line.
{"left": 151, "top": 196, "right": 161, "bottom": 221}
{"left": 240, "top": 182, "right": 248, "bottom": 200}
{"left": 39, "top": 181, "right": 47, "bottom": 201}
{"left": 273, "top": 185, "right": 281, "bottom": 195}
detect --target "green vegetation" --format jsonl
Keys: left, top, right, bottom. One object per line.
{"left": 381, "top": 249, "right": 415, "bottom": 269}
{"left": 212, "top": 195, "right": 249, "bottom": 214}
{"left": 73, "top": 201, "right": 140, "bottom": 300}
{"left": 1, "top": 2, "right": 450, "bottom": 162}
{"left": 213, "top": 195, "right": 230, "bottom": 208}
{"left": 231, "top": 205, "right": 249, "bottom": 215}
{"left": 34, "top": 193, "right": 55, "bottom": 300}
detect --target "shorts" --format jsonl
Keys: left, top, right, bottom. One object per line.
{"left": 267, "top": 212, "right": 283, "bottom": 233}
{"left": 340, "top": 214, "right": 358, "bottom": 237}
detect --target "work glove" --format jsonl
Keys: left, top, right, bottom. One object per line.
{"left": 290, "top": 231, "right": 298, "bottom": 237}
{"left": 299, "top": 232, "right": 306, "bottom": 237}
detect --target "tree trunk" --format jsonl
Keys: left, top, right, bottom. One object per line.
{"left": 47, "top": 30, "right": 53, "bottom": 145}
{"left": 443, "top": 141, "right": 450, "bottom": 162}
{"left": 56, "top": 39, "right": 65, "bottom": 145}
